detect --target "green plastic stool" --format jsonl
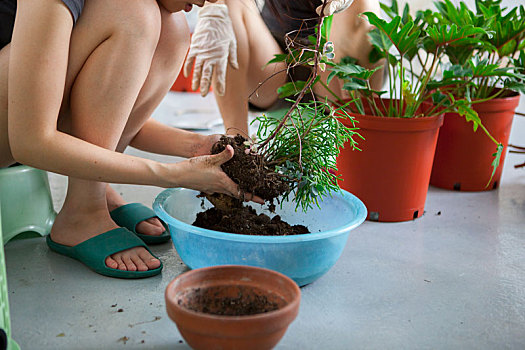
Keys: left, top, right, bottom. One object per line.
{"left": 0, "top": 165, "right": 56, "bottom": 244}
{"left": 1, "top": 204, "right": 21, "bottom": 350}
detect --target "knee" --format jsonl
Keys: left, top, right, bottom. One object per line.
{"left": 157, "top": 12, "right": 191, "bottom": 73}
{"left": 113, "top": 0, "right": 162, "bottom": 52}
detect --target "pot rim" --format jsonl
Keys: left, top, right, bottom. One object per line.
{"left": 165, "top": 266, "right": 301, "bottom": 325}
{"left": 470, "top": 89, "right": 521, "bottom": 111}
{"left": 153, "top": 188, "right": 367, "bottom": 243}
{"left": 335, "top": 98, "right": 444, "bottom": 131}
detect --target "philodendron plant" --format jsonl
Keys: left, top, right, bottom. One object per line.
{"left": 430, "top": 0, "right": 525, "bottom": 99}
{"left": 327, "top": 0, "right": 525, "bottom": 180}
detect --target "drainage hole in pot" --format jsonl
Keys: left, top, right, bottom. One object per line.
{"left": 369, "top": 212, "right": 379, "bottom": 221}
{"left": 453, "top": 183, "right": 461, "bottom": 191}
{"left": 492, "top": 181, "right": 498, "bottom": 189}
{"left": 413, "top": 210, "right": 419, "bottom": 219}
{"left": 177, "top": 285, "right": 287, "bottom": 316}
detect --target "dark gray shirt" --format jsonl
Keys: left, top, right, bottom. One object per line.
{"left": 0, "top": 0, "right": 85, "bottom": 49}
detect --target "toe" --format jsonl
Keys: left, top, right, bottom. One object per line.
{"left": 105, "top": 256, "right": 118, "bottom": 269}
{"left": 138, "top": 249, "right": 161, "bottom": 270}
{"left": 131, "top": 252, "right": 149, "bottom": 271}
{"left": 135, "top": 218, "right": 165, "bottom": 237}
{"left": 112, "top": 254, "right": 127, "bottom": 271}
{"left": 122, "top": 255, "right": 137, "bottom": 271}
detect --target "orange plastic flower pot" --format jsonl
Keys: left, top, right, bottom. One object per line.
{"left": 170, "top": 60, "right": 197, "bottom": 92}
{"left": 336, "top": 102, "right": 443, "bottom": 222}
{"left": 430, "top": 92, "right": 520, "bottom": 191}
{"left": 170, "top": 36, "right": 210, "bottom": 93}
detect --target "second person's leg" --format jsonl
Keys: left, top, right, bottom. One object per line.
{"left": 215, "top": 0, "right": 287, "bottom": 136}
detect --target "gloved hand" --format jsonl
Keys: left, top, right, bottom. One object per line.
{"left": 316, "top": 0, "right": 355, "bottom": 16}
{"left": 184, "top": 4, "right": 238, "bottom": 97}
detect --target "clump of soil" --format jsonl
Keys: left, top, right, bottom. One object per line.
{"left": 193, "top": 135, "right": 310, "bottom": 236}
{"left": 211, "top": 135, "right": 289, "bottom": 201}
{"left": 193, "top": 206, "right": 309, "bottom": 236}
{"left": 178, "top": 285, "right": 285, "bottom": 316}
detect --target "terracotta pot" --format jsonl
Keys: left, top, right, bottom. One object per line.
{"left": 165, "top": 265, "right": 300, "bottom": 350}
{"left": 430, "top": 91, "right": 520, "bottom": 191}
{"left": 336, "top": 99, "right": 443, "bottom": 222}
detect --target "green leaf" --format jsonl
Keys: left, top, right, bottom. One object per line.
{"left": 342, "top": 79, "right": 368, "bottom": 91}
{"left": 277, "top": 81, "right": 307, "bottom": 98}
{"left": 364, "top": 12, "right": 421, "bottom": 57}
{"left": 266, "top": 53, "right": 288, "bottom": 66}
{"left": 368, "top": 28, "right": 393, "bottom": 52}
{"left": 431, "top": 91, "right": 451, "bottom": 107}
{"left": 321, "top": 15, "right": 333, "bottom": 42}
{"left": 488, "top": 143, "right": 504, "bottom": 187}
{"left": 380, "top": 0, "right": 399, "bottom": 19}
{"left": 426, "top": 24, "right": 487, "bottom": 50}
{"left": 443, "top": 64, "right": 473, "bottom": 78}
{"left": 328, "top": 59, "right": 381, "bottom": 84}
{"left": 504, "top": 79, "right": 525, "bottom": 94}
{"left": 456, "top": 101, "right": 481, "bottom": 132}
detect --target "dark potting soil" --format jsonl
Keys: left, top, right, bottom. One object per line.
{"left": 211, "top": 135, "right": 289, "bottom": 202}
{"left": 179, "top": 285, "right": 286, "bottom": 316}
{"left": 194, "top": 135, "right": 310, "bottom": 236}
{"left": 193, "top": 206, "right": 309, "bottom": 236}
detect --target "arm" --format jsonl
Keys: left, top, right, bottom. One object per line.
{"left": 7, "top": 0, "right": 240, "bottom": 197}
{"left": 8, "top": 1, "right": 167, "bottom": 185}
{"left": 128, "top": 118, "right": 220, "bottom": 158}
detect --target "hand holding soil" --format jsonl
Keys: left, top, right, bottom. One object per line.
{"left": 173, "top": 145, "right": 253, "bottom": 201}
{"left": 194, "top": 135, "right": 310, "bottom": 236}
{"left": 190, "top": 134, "right": 222, "bottom": 157}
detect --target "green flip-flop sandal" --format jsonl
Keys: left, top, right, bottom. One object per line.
{"left": 110, "top": 203, "right": 171, "bottom": 244}
{"left": 46, "top": 228, "right": 163, "bottom": 279}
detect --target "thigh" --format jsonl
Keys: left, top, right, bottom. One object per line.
{"left": 60, "top": 0, "right": 162, "bottom": 115}
{"left": 229, "top": 0, "right": 287, "bottom": 108}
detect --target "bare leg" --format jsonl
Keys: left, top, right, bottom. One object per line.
{"left": 216, "top": 0, "right": 287, "bottom": 135}
{"left": 105, "top": 10, "right": 191, "bottom": 237}
{"left": 50, "top": 0, "right": 183, "bottom": 272}
{"left": 214, "top": 0, "right": 382, "bottom": 136}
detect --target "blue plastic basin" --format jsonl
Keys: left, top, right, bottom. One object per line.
{"left": 153, "top": 188, "right": 367, "bottom": 286}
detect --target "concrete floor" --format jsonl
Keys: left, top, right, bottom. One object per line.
{"left": 4, "top": 91, "right": 525, "bottom": 350}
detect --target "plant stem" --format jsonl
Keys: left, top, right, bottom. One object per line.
{"left": 248, "top": 68, "right": 291, "bottom": 100}
{"left": 413, "top": 48, "right": 439, "bottom": 116}
{"left": 259, "top": 3, "right": 327, "bottom": 149}
{"left": 399, "top": 56, "right": 404, "bottom": 116}
{"left": 318, "top": 79, "right": 344, "bottom": 104}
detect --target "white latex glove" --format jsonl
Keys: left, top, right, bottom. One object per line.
{"left": 184, "top": 4, "right": 238, "bottom": 97}
{"left": 316, "top": 0, "right": 355, "bottom": 16}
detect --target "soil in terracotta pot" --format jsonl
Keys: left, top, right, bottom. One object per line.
{"left": 178, "top": 285, "right": 286, "bottom": 316}
{"left": 193, "top": 135, "right": 310, "bottom": 236}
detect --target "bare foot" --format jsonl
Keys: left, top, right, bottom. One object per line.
{"left": 106, "top": 185, "right": 165, "bottom": 236}
{"left": 50, "top": 205, "right": 161, "bottom": 272}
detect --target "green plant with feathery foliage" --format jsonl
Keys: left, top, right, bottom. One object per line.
{"left": 246, "top": 3, "right": 362, "bottom": 211}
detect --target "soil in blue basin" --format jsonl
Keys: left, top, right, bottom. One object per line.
{"left": 194, "top": 135, "right": 310, "bottom": 236}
